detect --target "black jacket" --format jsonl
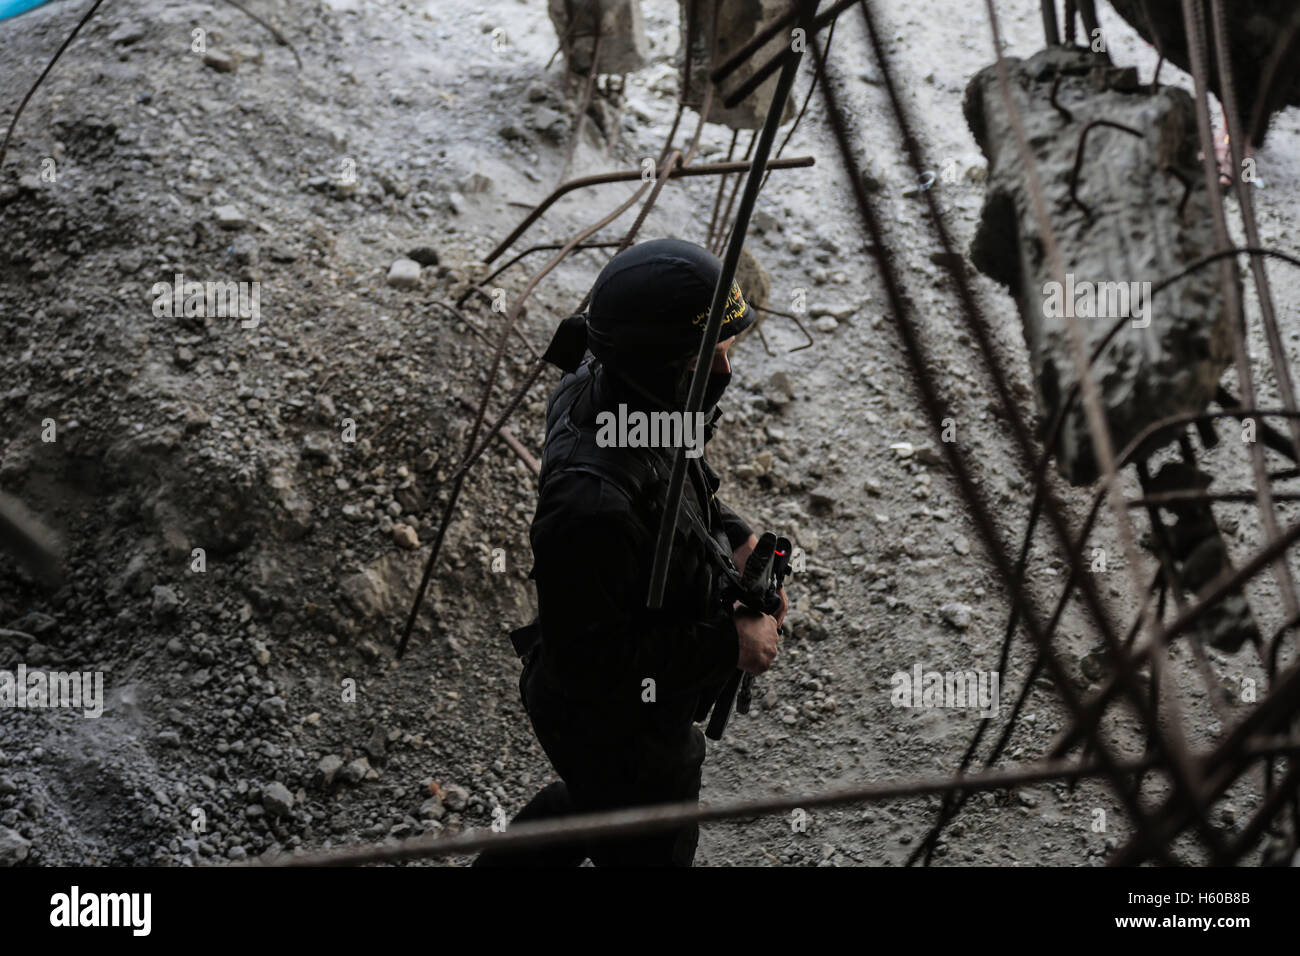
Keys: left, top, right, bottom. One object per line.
{"left": 528, "top": 359, "right": 752, "bottom": 725}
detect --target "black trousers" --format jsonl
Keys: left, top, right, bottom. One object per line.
{"left": 474, "top": 652, "right": 705, "bottom": 867}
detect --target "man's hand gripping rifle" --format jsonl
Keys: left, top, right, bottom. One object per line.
{"left": 705, "top": 531, "right": 792, "bottom": 741}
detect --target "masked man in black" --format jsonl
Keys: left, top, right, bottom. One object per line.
{"left": 474, "top": 238, "right": 785, "bottom": 867}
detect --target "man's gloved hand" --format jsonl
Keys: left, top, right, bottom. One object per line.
{"left": 732, "top": 532, "right": 789, "bottom": 626}
{"left": 735, "top": 609, "right": 781, "bottom": 676}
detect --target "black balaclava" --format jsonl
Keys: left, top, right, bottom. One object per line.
{"left": 582, "top": 239, "right": 754, "bottom": 412}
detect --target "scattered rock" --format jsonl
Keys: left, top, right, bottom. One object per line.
{"left": 11, "top": 612, "right": 55, "bottom": 636}
{"left": 387, "top": 258, "right": 421, "bottom": 289}
{"left": 318, "top": 755, "right": 344, "bottom": 787}
{"left": 0, "top": 827, "right": 31, "bottom": 866}
{"left": 939, "top": 602, "right": 973, "bottom": 630}
{"left": 442, "top": 784, "right": 469, "bottom": 811}
{"left": 808, "top": 487, "right": 836, "bottom": 511}
{"left": 914, "top": 445, "right": 946, "bottom": 467}
{"left": 860, "top": 160, "right": 886, "bottom": 193}
{"left": 213, "top": 204, "right": 247, "bottom": 229}
{"left": 392, "top": 524, "right": 420, "bottom": 550}
{"left": 262, "top": 781, "right": 294, "bottom": 817}
{"left": 203, "top": 49, "right": 238, "bottom": 73}
{"left": 150, "top": 585, "right": 181, "bottom": 623}
{"left": 810, "top": 303, "right": 856, "bottom": 320}
{"left": 768, "top": 371, "right": 795, "bottom": 401}
{"left": 338, "top": 757, "right": 371, "bottom": 785}
{"left": 461, "top": 172, "right": 492, "bottom": 194}
{"left": 257, "top": 696, "right": 287, "bottom": 719}
{"left": 1078, "top": 647, "right": 1108, "bottom": 684}
{"left": 229, "top": 234, "right": 259, "bottom": 266}
{"left": 231, "top": 44, "right": 263, "bottom": 66}
{"left": 787, "top": 609, "right": 830, "bottom": 642}
{"left": 363, "top": 725, "right": 387, "bottom": 763}
{"left": 109, "top": 22, "right": 147, "bottom": 46}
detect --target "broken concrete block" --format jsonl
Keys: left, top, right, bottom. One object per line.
{"left": 965, "top": 47, "right": 1236, "bottom": 485}
{"left": 547, "top": 0, "right": 649, "bottom": 76}
{"left": 679, "top": 0, "right": 797, "bottom": 131}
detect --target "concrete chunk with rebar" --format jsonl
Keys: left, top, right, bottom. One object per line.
{"left": 548, "top": 0, "right": 650, "bottom": 76}
{"left": 965, "top": 46, "right": 1236, "bottom": 485}
{"left": 679, "top": 0, "right": 797, "bottom": 131}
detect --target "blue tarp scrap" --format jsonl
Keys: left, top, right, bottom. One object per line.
{"left": 1, "top": 0, "right": 55, "bottom": 24}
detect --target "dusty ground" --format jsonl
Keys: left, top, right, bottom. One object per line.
{"left": 1, "top": 0, "right": 1297, "bottom": 867}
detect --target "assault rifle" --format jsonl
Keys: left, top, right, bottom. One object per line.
{"left": 704, "top": 531, "right": 792, "bottom": 741}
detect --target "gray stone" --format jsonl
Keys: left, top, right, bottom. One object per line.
{"left": 768, "top": 371, "right": 795, "bottom": 400}
{"left": 263, "top": 781, "right": 294, "bottom": 817}
{"left": 108, "top": 22, "right": 147, "bottom": 45}
{"left": 339, "top": 758, "right": 370, "bottom": 785}
{"left": 939, "top": 602, "right": 972, "bottom": 630}
{"left": 151, "top": 585, "right": 181, "bottom": 623}
{"left": 213, "top": 204, "right": 247, "bottom": 229}
{"left": 203, "top": 49, "right": 237, "bottom": 73}
{"left": 318, "top": 754, "right": 344, "bottom": 787}
{"left": 386, "top": 258, "right": 421, "bottom": 289}
{"left": 442, "top": 784, "right": 469, "bottom": 811}
{"left": 392, "top": 524, "right": 419, "bottom": 550}
{"left": 338, "top": 569, "right": 388, "bottom": 618}
{"left": 230, "top": 234, "right": 259, "bottom": 266}
{"left": 0, "top": 827, "right": 31, "bottom": 866}
{"left": 808, "top": 487, "right": 836, "bottom": 510}
{"left": 810, "top": 303, "right": 857, "bottom": 320}
{"left": 460, "top": 172, "right": 492, "bottom": 194}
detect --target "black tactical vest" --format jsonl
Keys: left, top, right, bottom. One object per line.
{"left": 536, "top": 359, "right": 738, "bottom": 626}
